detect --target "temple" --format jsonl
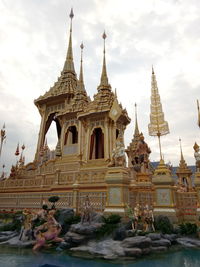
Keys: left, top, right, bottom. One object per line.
{"left": 0, "top": 10, "right": 200, "bottom": 224}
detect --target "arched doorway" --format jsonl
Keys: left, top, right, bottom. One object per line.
{"left": 89, "top": 128, "right": 104, "bottom": 159}
{"left": 64, "top": 126, "right": 78, "bottom": 145}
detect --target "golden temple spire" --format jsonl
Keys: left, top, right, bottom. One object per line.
{"left": 179, "top": 138, "right": 184, "bottom": 162}
{"left": 63, "top": 8, "right": 75, "bottom": 73}
{"left": 77, "top": 42, "right": 85, "bottom": 91}
{"left": 197, "top": 100, "right": 200, "bottom": 128}
{"left": 98, "top": 31, "right": 111, "bottom": 90}
{"left": 148, "top": 67, "right": 169, "bottom": 160}
{"left": 134, "top": 103, "right": 140, "bottom": 137}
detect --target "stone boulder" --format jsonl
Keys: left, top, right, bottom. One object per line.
{"left": 176, "top": 237, "right": 200, "bottom": 247}
{"left": 0, "top": 236, "right": 34, "bottom": 248}
{"left": 124, "top": 247, "right": 142, "bottom": 257}
{"left": 56, "top": 209, "right": 74, "bottom": 225}
{"left": 90, "top": 212, "right": 103, "bottom": 223}
{"left": 151, "top": 246, "right": 168, "bottom": 252}
{"left": 151, "top": 238, "right": 171, "bottom": 247}
{"left": 64, "top": 231, "right": 87, "bottom": 246}
{"left": 70, "top": 239, "right": 125, "bottom": 258}
{"left": 0, "top": 231, "right": 18, "bottom": 242}
{"left": 70, "top": 222, "right": 103, "bottom": 236}
{"left": 162, "top": 234, "right": 178, "bottom": 243}
{"left": 122, "top": 236, "right": 152, "bottom": 249}
{"left": 147, "top": 233, "right": 161, "bottom": 240}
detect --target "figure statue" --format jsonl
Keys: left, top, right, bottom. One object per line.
{"left": 33, "top": 224, "right": 63, "bottom": 251}
{"left": 108, "top": 133, "right": 126, "bottom": 167}
{"left": 33, "top": 208, "right": 63, "bottom": 251}
{"left": 133, "top": 133, "right": 151, "bottom": 173}
{"left": 81, "top": 195, "right": 92, "bottom": 224}
{"left": 19, "top": 209, "right": 36, "bottom": 241}
{"left": 194, "top": 142, "right": 200, "bottom": 172}
{"left": 133, "top": 203, "right": 141, "bottom": 230}
{"left": 143, "top": 204, "right": 155, "bottom": 232}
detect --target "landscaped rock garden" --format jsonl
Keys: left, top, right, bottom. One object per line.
{"left": 0, "top": 209, "right": 200, "bottom": 260}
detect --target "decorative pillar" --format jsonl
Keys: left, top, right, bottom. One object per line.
{"left": 104, "top": 167, "right": 130, "bottom": 215}
{"left": 152, "top": 160, "right": 177, "bottom": 223}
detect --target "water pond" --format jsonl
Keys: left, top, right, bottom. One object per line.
{"left": 0, "top": 247, "right": 200, "bottom": 267}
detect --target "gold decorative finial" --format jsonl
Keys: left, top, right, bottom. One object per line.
{"left": 98, "top": 31, "right": 110, "bottom": 90}
{"left": 69, "top": 8, "right": 74, "bottom": 20}
{"left": 148, "top": 67, "right": 169, "bottom": 161}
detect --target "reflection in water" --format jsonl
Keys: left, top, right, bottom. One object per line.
{"left": 0, "top": 247, "right": 200, "bottom": 267}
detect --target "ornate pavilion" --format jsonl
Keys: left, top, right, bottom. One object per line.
{"left": 0, "top": 9, "right": 200, "bottom": 224}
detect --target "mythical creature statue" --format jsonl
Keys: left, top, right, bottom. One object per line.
{"left": 194, "top": 142, "right": 200, "bottom": 172}
{"left": 81, "top": 195, "right": 92, "bottom": 224}
{"left": 132, "top": 133, "right": 151, "bottom": 173}
{"left": 143, "top": 204, "right": 155, "bottom": 232}
{"left": 108, "top": 133, "right": 126, "bottom": 167}
{"left": 33, "top": 208, "right": 63, "bottom": 251}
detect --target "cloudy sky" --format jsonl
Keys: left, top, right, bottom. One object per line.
{"left": 0, "top": 0, "right": 200, "bottom": 174}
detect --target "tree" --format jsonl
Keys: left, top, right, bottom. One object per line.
{"left": 48, "top": 196, "right": 60, "bottom": 209}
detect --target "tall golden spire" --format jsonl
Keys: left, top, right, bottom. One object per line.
{"left": 77, "top": 42, "right": 85, "bottom": 92}
{"left": 148, "top": 67, "right": 169, "bottom": 160}
{"left": 98, "top": 31, "right": 111, "bottom": 90}
{"left": 197, "top": 100, "right": 200, "bottom": 128}
{"left": 179, "top": 138, "right": 184, "bottom": 163}
{"left": 63, "top": 8, "right": 75, "bottom": 73}
{"left": 134, "top": 103, "right": 140, "bottom": 137}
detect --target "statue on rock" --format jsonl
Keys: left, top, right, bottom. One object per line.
{"left": 143, "top": 204, "right": 155, "bottom": 232}
{"left": 108, "top": 133, "right": 126, "bottom": 167}
{"left": 194, "top": 142, "right": 200, "bottom": 172}
{"left": 132, "top": 133, "right": 151, "bottom": 173}
{"left": 81, "top": 195, "right": 92, "bottom": 224}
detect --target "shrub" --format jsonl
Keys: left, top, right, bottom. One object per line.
{"left": 155, "top": 215, "right": 174, "bottom": 234}
{"left": 95, "top": 214, "right": 121, "bottom": 239}
{"left": 102, "top": 214, "right": 121, "bottom": 224}
{"left": 48, "top": 196, "right": 60, "bottom": 209}
{"left": 179, "top": 223, "right": 197, "bottom": 235}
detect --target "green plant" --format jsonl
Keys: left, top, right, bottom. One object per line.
{"left": 179, "top": 223, "right": 197, "bottom": 235}
{"left": 155, "top": 215, "right": 174, "bottom": 234}
{"left": 102, "top": 214, "right": 121, "bottom": 224}
{"left": 95, "top": 214, "right": 121, "bottom": 239}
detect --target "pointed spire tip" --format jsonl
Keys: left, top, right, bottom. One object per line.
{"left": 102, "top": 31, "right": 107, "bottom": 39}
{"left": 69, "top": 8, "right": 74, "bottom": 19}
{"left": 152, "top": 65, "right": 154, "bottom": 74}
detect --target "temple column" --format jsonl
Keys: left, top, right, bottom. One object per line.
{"left": 104, "top": 167, "right": 130, "bottom": 216}
{"left": 35, "top": 113, "right": 47, "bottom": 160}
{"left": 152, "top": 160, "right": 178, "bottom": 223}
{"left": 105, "top": 119, "right": 109, "bottom": 160}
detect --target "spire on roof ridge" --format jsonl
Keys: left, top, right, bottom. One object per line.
{"left": 63, "top": 8, "right": 75, "bottom": 73}
{"left": 77, "top": 42, "right": 86, "bottom": 91}
{"left": 134, "top": 103, "right": 140, "bottom": 137}
{"left": 98, "top": 31, "right": 111, "bottom": 90}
